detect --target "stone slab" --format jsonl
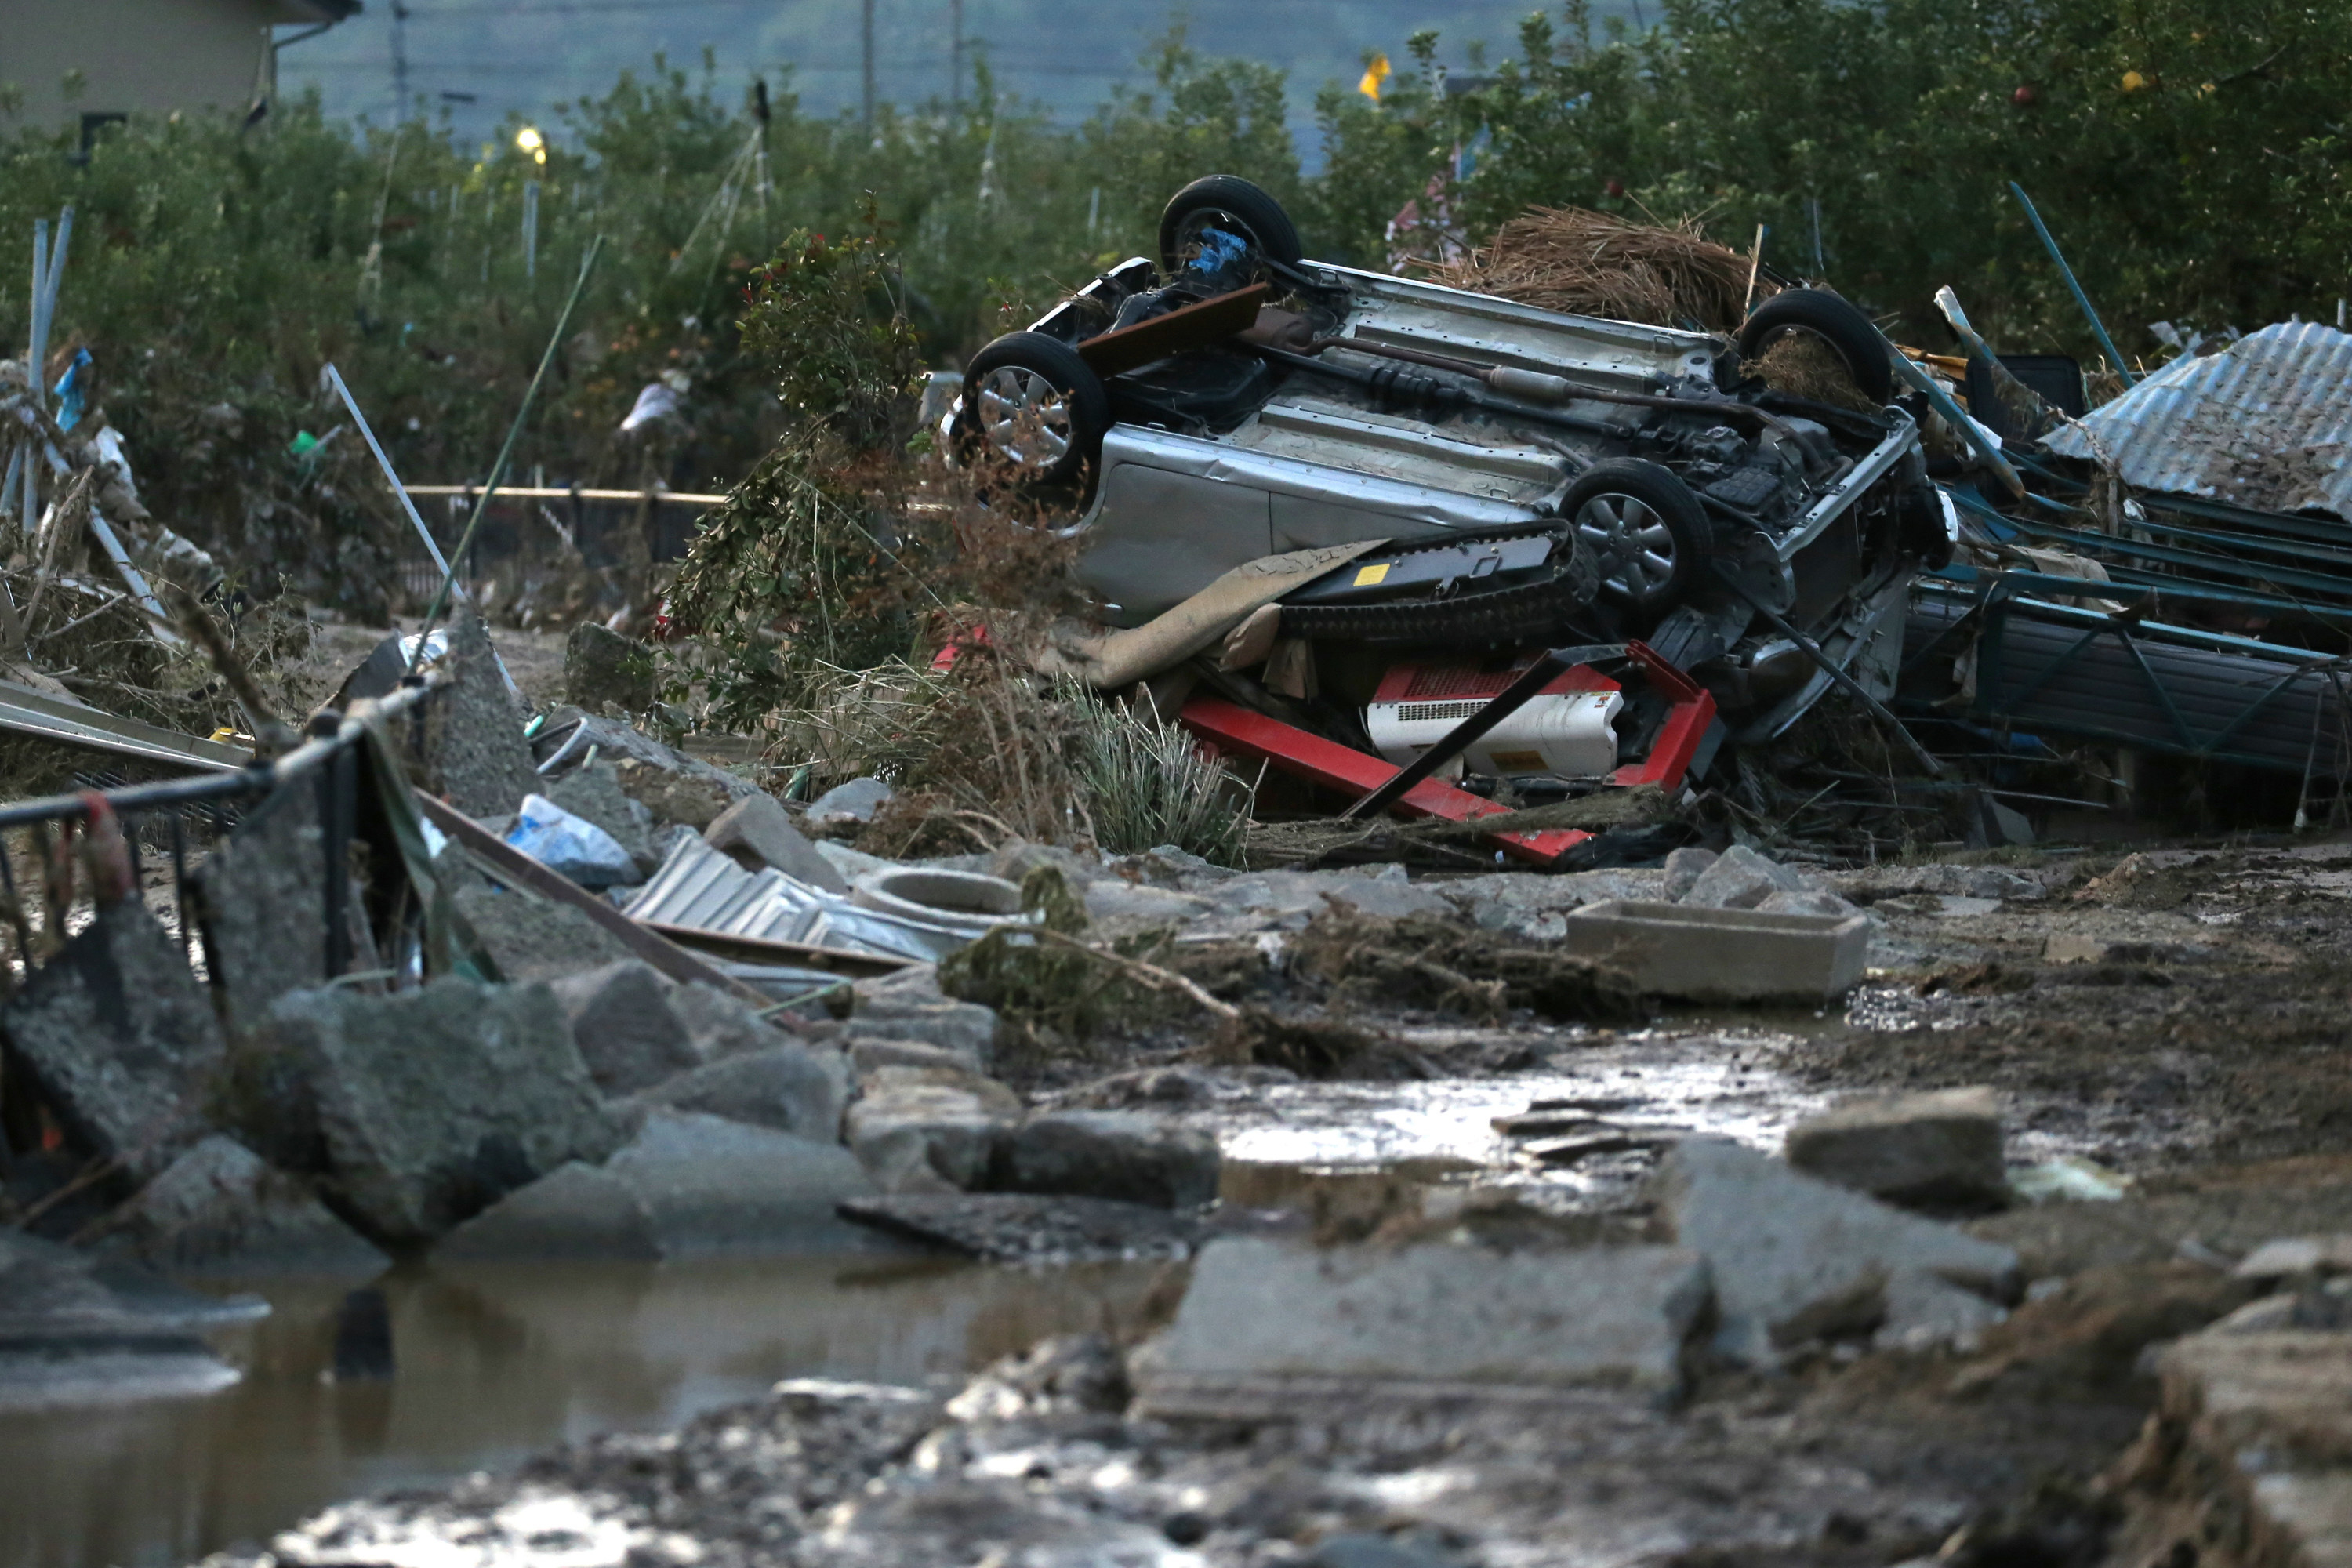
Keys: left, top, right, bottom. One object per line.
{"left": 549, "top": 960, "right": 699, "bottom": 1094}
{"left": 630, "top": 1044, "right": 849, "bottom": 1143}
{"left": 703, "top": 791, "right": 845, "bottom": 891}
{"left": 1785, "top": 1086, "right": 2006, "bottom": 1210}
{"left": 1651, "top": 1138, "right": 2018, "bottom": 1366}
{"left": 993, "top": 1111, "right": 1221, "bottom": 1210}
{"left": 1131, "top": 1236, "right": 1711, "bottom": 1417}
{"left": 1560, "top": 899, "right": 1869, "bottom": 1003}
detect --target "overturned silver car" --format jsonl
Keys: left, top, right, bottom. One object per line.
{"left": 954, "top": 176, "right": 1949, "bottom": 775}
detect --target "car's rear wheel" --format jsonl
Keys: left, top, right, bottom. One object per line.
{"left": 1566, "top": 459, "right": 1716, "bottom": 623}
{"left": 954, "top": 331, "right": 1109, "bottom": 490}
{"left": 1737, "top": 288, "right": 1895, "bottom": 405}
{"left": 1159, "top": 176, "right": 1305, "bottom": 278}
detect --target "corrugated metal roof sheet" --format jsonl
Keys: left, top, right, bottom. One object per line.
{"left": 622, "top": 830, "right": 983, "bottom": 963}
{"left": 2043, "top": 321, "right": 2352, "bottom": 520}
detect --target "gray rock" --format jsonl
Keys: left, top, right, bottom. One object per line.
{"left": 2234, "top": 1236, "right": 2352, "bottom": 1281}
{"left": 810, "top": 776, "right": 894, "bottom": 826}
{"left": 562, "top": 620, "right": 656, "bottom": 713}
{"left": 703, "top": 792, "right": 846, "bottom": 891}
{"left": 545, "top": 760, "right": 659, "bottom": 877}
{"left": 441, "top": 1109, "right": 889, "bottom": 1260}
{"left": 452, "top": 883, "right": 633, "bottom": 983}
{"left": 1661, "top": 846, "right": 1719, "bottom": 902}
{"left": 845, "top": 1066, "right": 1022, "bottom": 1193}
{"left": 0, "top": 902, "right": 224, "bottom": 1179}
{"left": 90, "top": 1134, "right": 388, "bottom": 1278}
{"left": 1680, "top": 844, "right": 1810, "bottom": 910}
{"left": 670, "top": 982, "right": 789, "bottom": 1060}
{"left": 607, "top": 1110, "right": 884, "bottom": 1254}
{"left": 1080, "top": 880, "right": 1217, "bottom": 938}
{"left": 1305, "top": 1536, "right": 1461, "bottom": 1568}
{"left": 989, "top": 840, "right": 1102, "bottom": 889}
{"left": 837, "top": 1192, "right": 1202, "bottom": 1262}
{"left": 435, "top": 1160, "right": 659, "bottom": 1261}
{"left": 265, "top": 978, "right": 624, "bottom": 1241}
{"left": 1442, "top": 869, "right": 1668, "bottom": 941}
{"left": 993, "top": 1111, "right": 1221, "bottom": 1210}
{"left": 0, "top": 1229, "right": 258, "bottom": 1405}
{"left": 1759, "top": 887, "right": 1862, "bottom": 920}
{"left": 631, "top": 1044, "right": 850, "bottom": 1143}
{"left": 1131, "top": 1236, "right": 1712, "bottom": 1417}
{"left": 1207, "top": 867, "right": 1457, "bottom": 929}
{"left": 1785, "top": 1087, "right": 2006, "bottom": 1210}
{"left": 1650, "top": 1138, "right": 2019, "bottom": 1367}
{"left": 419, "top": 611, "right": 539, "bottom": 818}
{"left": 549, "top": 961, "right": 699, "bottom": 1094}
{"left": 846, "top": 967, "right": 998, "bottom": 1072}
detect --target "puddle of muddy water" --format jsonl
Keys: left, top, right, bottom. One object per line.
{"left": 1197, "top": 1025, "right": 1834, "bottom": 1209}
{"left": 0, "top": 1253, "right": 1165, "bottom": 1568}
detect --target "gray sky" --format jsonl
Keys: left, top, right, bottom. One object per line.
{"left": 279, "top": 2, "right": 1634, "bottom": 157}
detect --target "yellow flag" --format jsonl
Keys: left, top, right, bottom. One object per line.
{"left": 1359, "top": 54, "right": 1391, "bottom": 101}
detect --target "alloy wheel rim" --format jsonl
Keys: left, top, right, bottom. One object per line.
{"left": 976, "top": 367, "right": 1073, "bottom": 469}
{"left": 1574, "top": 493, "right": 1677, "bottom": 600}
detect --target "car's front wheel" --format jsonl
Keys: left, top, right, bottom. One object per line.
{"left": 953, "top": 332, "right": 1109, "bottom": 491}
{"left": 1566, "top": 459, "right": 1717, "bottom": 624}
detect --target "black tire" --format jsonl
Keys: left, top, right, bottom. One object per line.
{"left": 1158, "top": 176, "right": 1305, "bottom": 277}
{"left": 1738, "top": 287, "right": 1896, "bottom": 405}
{"left": 1279, "top": 531, "right": 1599, "bottom": 646}
{"left": 954, "top": 331, "right": 1109, "bottom": 489}
{"left": 1563, "top": 459, "right": 1717, "bottom": 625}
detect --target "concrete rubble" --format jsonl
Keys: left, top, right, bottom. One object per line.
{"left": 8, "top": 592, "right": 2352, "bottom": 1568}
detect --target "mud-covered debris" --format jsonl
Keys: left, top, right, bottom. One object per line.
{"left": 1207, "top": 1004, "right": 1426, "bottom": 1081}
{"left": 835, "top": 1192, "right": 1201, "bottom": 1262}
{"left": 1290, "top": 905, "right": 1642, "bottom": 1025}
{"left": 991, "top": 1110, "right": 1221, "bottom": 1210}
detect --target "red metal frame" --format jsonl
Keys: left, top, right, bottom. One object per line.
{"left": 1181, "top": 640, "right": 1717, "bottom": 869}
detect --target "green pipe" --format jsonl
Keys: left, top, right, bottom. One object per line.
{"left": 408, "top": 234, "right": 606, "bottom": 669}
{"left": 2008, "top": 182, "right": 2136, "bottom": 386}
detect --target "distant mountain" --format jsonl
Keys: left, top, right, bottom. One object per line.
{"left": 281, "top": 0, "right": 1641, "bottom": 154}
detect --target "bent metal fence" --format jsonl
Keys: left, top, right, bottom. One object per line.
{"left": 0, "top": 677, "right": 449, "bottom": 1007}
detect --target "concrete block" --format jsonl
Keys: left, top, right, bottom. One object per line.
{"left": 1131, "top": 1236, "right": 1711, "bottom": 1417}
{"left": 562, "top": 620, "right": 655, "bottom": 713}
{"left": 1650, "top": 1138, "right": 2019, "bottom": 1367}
{"left": 2238, "top": 1237, "right": 2352, "bottom": 1282}
{"left": 845, "top": 1067, "right": 1020, "bottom": 1193}
{"left": 669, "top": 982, "right": 790, "bottom": 1061}
{"left": 1759, "top": 887, "right": 1862, "bottom": 920}
{"left": 435, "top": 1160, "right": 658, "bottom": 1261}
{"left": 1785, "top": 1086, "right": 2006, "bottom": 1210}
{"left": 1681, "top": 843, "right": 1809, "bottom": 910}
{"left": 451, "top": 884, "right": 633, "bottom": 984}
{"left": 992, "top": 1111, "right": 1221, "bottom": 1210}
{"left": 846, "top": 967, "right": 998, "bottom": 1072}
{"left": 0, "top": 902, "right": 224, "bottom": 1179}
{"left": 606, "top": 1110, "right": 886, "bottom": 1254}
{"left": 418, "top": 611, "right": 539, "bottom": 818}
{"left": 703, "top": 791, "right": 846, "bottom": 891}
{"left": 1661, "top": 846, "right": 1718, "bottom": 902}
{"left": 266, "top": 978, "right": 623, "bottom": 1242}
{"left": 810, "top": 776, "right": 893, "bottom": 826}
{"left": 631, "top": 1044, "right": 850, "bottom": 1143}
{"left": 1559, "top": 899, "right": 1869, "bottom": 1003}
{"left": 548, "top": 960, "right": 699, "bottom": 1094}
{"left": 91, "top": 1134, "right": 388, "bottom": 1279}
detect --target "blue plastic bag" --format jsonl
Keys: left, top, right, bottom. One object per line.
{"left": 506, "top": 793, "right": 637, "bottom": 888}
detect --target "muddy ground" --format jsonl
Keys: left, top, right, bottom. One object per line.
{"left": 213, "top": 833, "right": 2352, "bottom": 1568}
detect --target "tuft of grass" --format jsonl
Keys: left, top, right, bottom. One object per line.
{"left": 1062, "top": 681, "right": 1250, "bottom": 865}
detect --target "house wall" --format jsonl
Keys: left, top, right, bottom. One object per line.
{"left": 0, "top": 0, "right": 318, "bottom": 130}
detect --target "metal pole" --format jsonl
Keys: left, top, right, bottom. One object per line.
{"left": 2009, "top": 182, "right": 2136, "bottom": 387}
{"left": 862, "top": 0, "right": 876, "bottom": 127}
{"left": 522, "top": 180, "right": 539, "bottom": 279}
{"left": 24, "top": 219, "right": 46, "bottom": 546}
{"left": 322, "top": 363, "right": 464, "bottom": 595}
{"left": 407, "top": 234, "right": 604, "bottom": 668}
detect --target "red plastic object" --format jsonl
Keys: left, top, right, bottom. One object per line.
{"left": 1179, "top": 695, "right": 1589, "bottom": 866}
{"left": 1180, "top": 641, "right": 1717, "bottom": 868}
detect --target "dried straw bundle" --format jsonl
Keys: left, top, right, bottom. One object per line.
{"left": 1425, "top": 206, "right": 1774, "bottom": 332}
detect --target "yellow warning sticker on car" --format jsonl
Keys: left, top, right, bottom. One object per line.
{"left": 1354, "top": 563, "right": 1392, "bottom": 586}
